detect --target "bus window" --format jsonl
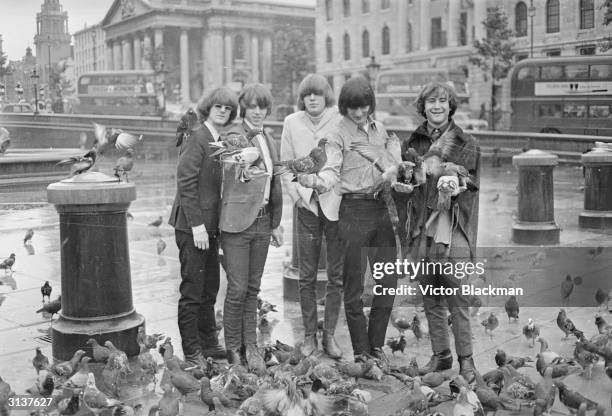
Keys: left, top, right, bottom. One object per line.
{"left": 565, "top": 64, "right": 588, "bottom": 80}
{"left": 539, "top": 103, "right": 562, "bottom": 118}
{"left": 589, "top": 105, "right": 611, "bottom": 119}
{"left": 540, "top": 65, "right": 564, "bottom": 80}
{"left": 563, "top": 103, "right": 587, "bottom": 118}
{"left": 590, "top": 64, "right": 612, "bottom": 79}
{"left": 517, "top": 66, "right": 537, "bottom": 80}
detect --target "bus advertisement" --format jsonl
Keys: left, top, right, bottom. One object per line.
{"left": 508, "top": 56, "right": 612, "bottom": 136}
{"left": 74, "top": 70, "right": 160, "bottom": 116}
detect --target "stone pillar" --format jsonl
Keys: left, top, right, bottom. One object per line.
{"left": 133, "top": 36, "right": 142, "bottom": 70}
{"left": 224, "top": 32, "right": 232, "bottom": 84}
{"left": 512, "top": 150, "right": 560, "bottom": 245}
{"left": 251, "top": 34, "right": 259, "bottom": 82}
{"left": 143, "top": 34, "right": 152, "bottom": 70}
{"left": 180, "top": 29, "right": 190, "bottom": 103}
{"left": 122, "top": 38, "right": 131, "bottom": 70}
{"left": 262, "top": 35, "right": 272, "bottom": 85}
{"left": 419, "top": 0, "right": 429, "bottom": 51}
{"left": 113, "top": 40, "right": 122, "bottom": 70}
{"left": 106, "top": 40, "right": 114, "bottom": 70}
{"left": 473, "top": 0, "right": 486, "bottom": 41}
{"left": 579, "top": 146, "right": 612, "bottom": 228}
{"left": 447, "top": 0, "right": 459, "bottom": 47}
{"left": 47, "top": 172, "right": 144, "bottom": 360}
{"left": 203, "top": 29, "right": 224, "bottom": 88}
{"left": 154, "top": 28, "right": 164, "bottom": 52}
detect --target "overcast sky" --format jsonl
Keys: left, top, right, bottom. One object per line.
{"left": 0, "top": 0, "right": 314, "bottom": 62}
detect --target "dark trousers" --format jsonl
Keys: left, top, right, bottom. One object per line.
{"left": 296, "top": 204, "right": 344, "bottom": 336}
{"left": 339, "top": 199, "right": 398, "bottom": 355}
{"left": 175, "top": 229, "right": 220, "bottom": 357}
{"left": 221, "top": 215, "right": 271, "bottom": 351}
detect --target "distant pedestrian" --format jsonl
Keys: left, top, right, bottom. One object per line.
{"left": 280, "top": 74, "right": 344, "bottom": 358}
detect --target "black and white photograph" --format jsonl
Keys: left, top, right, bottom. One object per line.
{"left": 0, "top": 0, "right": 611, "bottom": 415}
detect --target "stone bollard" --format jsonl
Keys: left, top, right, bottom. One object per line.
{"left": 282, "top": 206, "right": 328, "bottom": 301}
{"left": 512, "top": 149, "right": 560, "bottom": 245}
{"left": 579, "top": 146, "right": 612, "bottom": 229}
{"left": 47, "top": 171, "right": 144, "bottom": 360}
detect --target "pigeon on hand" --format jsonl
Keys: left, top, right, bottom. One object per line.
{"left": 41, "top": 281, "right": 52, "bottom": 303}
{"left": 522, "top": 318, "right": 540, "bottom": 348}
{"left": 275, "top": 138, "right": 329, "bottom": 178}
{"left": 83, "top": 372, "right": 123, "bottom": 415}
{"left": 209, "top": 133, "right": 253, "bottom": 158}
{"left": 86, "top": 338, "right": 111, "bottom": 363}
{"left": 0, "top": 253, "right": 15, "bottom": 274}
{"left": 32, "top": 347, "right": 50, "bottom": 374}
{"left": 176, "top": 108, "right": 200, "bottom": 147}
{"left": 113, "top": 148, "right": 134, "bottom": 182}
{"left": 504, "top": 295, "right": 519, "bottom": 322}
{"left": 148, "top": 216, "right": 163, "bottom": 227}
{"left": 57, "top": 148, "right": 97, "bottom": 176}
{"left": 36, "top": 295, "right": 61, "bottom": 320}
{"left": 24, "top": 229, "right": 34, "bottom": 245}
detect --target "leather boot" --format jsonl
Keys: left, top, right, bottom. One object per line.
{"left": 459, "top": 355, "right": 477, "bottom": 383}
{"left": 202, "top": 344, "right": 227, "bottom": 360}
{"left": 301, "top": 334, "right": 318, "bottom": 356}
{"left": 184, "top": 351, "right": 206, "bottom": 368}
{"left": 419, "top": 350, "right": 452, "bottom": 375}
{"left": 322, "top": 331, "right": 342, "bottom": 359}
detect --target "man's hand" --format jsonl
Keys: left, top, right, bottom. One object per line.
{"left": 297, "top": 174, "right": 326, "bottom": 193}
{"left": 270, "top": 226, "right": 284, "bottom": 248}
{"left": 192, "top": 224, "right": 210, "bottom": 251}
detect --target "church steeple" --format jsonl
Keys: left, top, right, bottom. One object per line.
{"left": 34, "top": 0, "right": 72, "bottom": 85}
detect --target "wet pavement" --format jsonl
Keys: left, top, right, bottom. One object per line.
{"left": 0, "top": 159, "right": 611, "bottom": 415}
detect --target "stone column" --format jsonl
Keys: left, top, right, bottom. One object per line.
{"left": 143, "top": 34, "right": 152, "bottom": 69}
{"left": 262, "top": 35, "right": 272, "bottom": 84}
{"left": 154, "top": 28, "right": 164, "bottom": 52}
{"left": 180, "top": 29, "right": 190, "bottom": 103}
{"left": 224, "top": 32, "right": 232, "bottom": 84}
{"left": 203, "top": 29, "right": 224, "bottom": 89}
{"left": 419, "top": 0, "right": 430, "bottom": 51}
{"left": 122, "top": 38, "right": 132, "bottom": 70}
{"left": 113, "top": 40, "right": 122, "bottom": 70}
{"left": 251, "top": 34, "right": 259, "bottom": 83}
{"left": 473, "top": 0, "right": 486, "bottom": 41}
{"left": 447, "top": 0, "right": 459, "bottom": 47}
{"left": 133, "top": 36, "right": 142, "bottom": 70}
{"left": 106, "top": 40, "right": 114, "bottom": 70}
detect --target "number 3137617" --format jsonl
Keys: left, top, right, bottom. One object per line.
{"left": 8, "top": 395, "right": 53, "bottom": 409}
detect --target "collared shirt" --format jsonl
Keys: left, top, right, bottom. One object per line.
{"left": 204, "top": 120, "right": 221, "bottom": 142}
{"left": 318, "top": 116, "right": 401, "bottom": 195}
{"left": 427, "top": 121, "right": 450, "bottom": 139}
{"left": 244, "top": 119, "right": 273, "bottom": 205}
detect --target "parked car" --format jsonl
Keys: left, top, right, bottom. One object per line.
{"left": 453, "top": 111, "right": 488, "bottom": 131}
{"left": 2, "top": 102, "right": 50, "bottom": 114}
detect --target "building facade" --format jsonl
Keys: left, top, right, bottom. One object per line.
{"left": 99, "top": 0, "right": 315, "bottom": 104}
{"left": 33, "top": 0, "right": 72, "bottom": 87}
{"left": 73, "top": 24, "right": 106, "bottom": 77}
{"left": 315, "top": 0, "right": 610, "bottom": 124}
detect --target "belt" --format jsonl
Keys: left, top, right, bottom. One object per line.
{"left": 342, "top": 193, "right": 379, "bottom": 200}
{"left": 256, "top": 204, "right": 269, "bottom": 217}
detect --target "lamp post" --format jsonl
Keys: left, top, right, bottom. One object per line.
{"left": 366, "top": 55, "right": 381, "bottom": 91}
{"left": 155, "top": 60, "right": 168, "bottom": 117}
{"left": 528, "top": 0, "right": 536, "bottom": 58}
{"left": 31, "top": 67, "right": 40, "bottom": 114}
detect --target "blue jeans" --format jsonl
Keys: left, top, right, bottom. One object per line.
{"left": 221, "top": 215, "right": 271, "bottom": 350}
{"left": 296, "top": 204, "right": 344, "bottom": 336}
{"left": 338, "top": 199, "right": 398, "bottom": 355}
{"left": 175, "top": 230, "right": 220, "bottom": 357}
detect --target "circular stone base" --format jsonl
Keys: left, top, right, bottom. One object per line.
{"left": 51, "top": 311, "right": 145, "bottom": 361}
{"left": 282, "top": 266, "right": 329, "bottom": 302}
{"left": 579, "top": 211, "right": 612, "bottom": 229}
{"left": 512, "top": 222, "right": 560, "bottom": 245}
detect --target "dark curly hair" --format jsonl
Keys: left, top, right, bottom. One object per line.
{"left": 196, "top": 87, "right": 238, "bottom": 126}
{"left": 415, "top": 82, "right": 458, "bottom": 120}
{"left": 338, "top": 76, "right": 375, "bottom": 116}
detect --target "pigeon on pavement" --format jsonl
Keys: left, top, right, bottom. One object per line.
{"left": 0, "top": 253, "right": 15, "bottom": 274}
{"left": 41, "top": 281, "right": 52, "bottom": 303}
{"left": 36, "top": 295, "right": 61, "bottom": 319}
{"left": 24, "top": 229, "right": 34, "bottom": 245}
{"left": 83, "top": 372, "right": 123, "bottom": 415}
{"left": 32, "top": 347, "right": 50, "bottom": 374}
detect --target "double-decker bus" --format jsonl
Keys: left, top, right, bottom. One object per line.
{"left": 374, "top": 68, "right": 470, "bottom": 122}
{"left": 74, "top": 70, "right": 160, "bottom": 116}
{"left": 508, "top": 56, "right": 612, "bottom": 136}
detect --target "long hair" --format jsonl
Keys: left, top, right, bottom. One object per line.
{"left": 415, "top": 82, "right": 458, "bottom": 120}
{"left": 238, "top": 83, "right": 273, "bottom": 118}
{"left": 337, "top": 76, "right": 375, "bottom": 116}
{"left": 196, "top": 87, "right": 238, "bottom": 126}
{"left": 296, "top": 74, "right": 335, "bottom": 111}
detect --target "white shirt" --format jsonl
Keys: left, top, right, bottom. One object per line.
{"left": 244, "top": 120, "right": 273, "bottom": 205}
{"left": 204, "top": 120, "right": 221, "bottom": 142}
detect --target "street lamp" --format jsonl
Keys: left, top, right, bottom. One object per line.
{"left": 30, "top": 67, "right": 40, "bottom": 114}
{"left": 366, "top": 55, "right": 381, "bottom": 91}
{"left": 528, "top": 0, "right": 536, "bottom": 58}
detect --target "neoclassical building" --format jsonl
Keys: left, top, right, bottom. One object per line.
{"left": 100, "top": 0, "right": 315, "bottom": 103}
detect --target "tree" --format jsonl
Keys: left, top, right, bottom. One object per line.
{"left": 272, "top": 28, "right": 315, "bottom": 107}
{"left": 469, "top": 7, "right": 515, "bottom": 130}
{"left": 599, "top": 0, "right": 612, "bottom": 51}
